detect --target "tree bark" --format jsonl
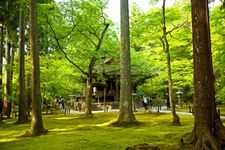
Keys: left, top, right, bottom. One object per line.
{"left": 115, "top": 0, "right": 136, "bottom": 125}
{"left": 4, "top": 29, "right": 12, "bottom": 119}
{"left": 29, "top": 0, "right": 47, "bottom": 136}
{"left": 190, "top": 0, "right": 225, "bottom": 149}
{"left": 26, "top": 72, "right": 32, "bottom": 117}
{"left": 17, "top": 4, "right": 28, "bottom": 124}
{"left": 10, "top": 40, "right": 14, "bottom": 118}
{"left": 85, "top": 77, "right": 93, "bottom": 116}
{"left": 0, "top": 25, "right": 3, "bottom": 123}
{"left": 161, "top": 0, "right": 180, "bottom": 124}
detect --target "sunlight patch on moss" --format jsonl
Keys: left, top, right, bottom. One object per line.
{"left": 96, "top": 119, "right": 116, "bottom": 127}
{"left": 76, "top": 124, "right": 85, "bottom": 128}
{"left": 0, "top": 131, "right": 17, "bottom": 137}
{"left": 0, "top": 138, "right": 18, "bottom": 143}
{"left": 53, "top": 116, "right": 79, "bottom": 120}
{"left": 50, "top": 128, "right": 69, "bottom": 132}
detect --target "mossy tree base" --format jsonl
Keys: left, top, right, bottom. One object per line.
{"left": 21, "top": 129, "right": 48, "bottom": 137}
{"left": 172, "top": 113, "right": 180, "bottom": 125}
{"left": 110, "top": 120, "right": 143, "bottom": 127}
{"left": 190, "top": 119, "right": 225, "bottom": 150}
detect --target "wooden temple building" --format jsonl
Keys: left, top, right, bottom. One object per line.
{"left": 69, "top": 58, "right": 154, "bottom": 110}
{"left": 90, "top": 58, "right": 154, "bottom": 103}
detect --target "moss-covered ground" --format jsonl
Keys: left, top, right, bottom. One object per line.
{"left": 0, "top": 111, "right": 201, "bottom": 150}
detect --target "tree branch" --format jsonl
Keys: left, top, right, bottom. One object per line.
{"left": 88, "top": 23, "right": 109, "bottom": 76}
{"left": 89, "top": 26, "right": 100, "bottom": 41}
{"left": 94, "top": 0, "right": 109, "bottom": 25}
{"left": 96, "top": 23, "right": 109, "bottom": 50}
{"left": 76, "top": 29, "right": 97, "bottom": 47}
{"left": 57, "top": 20, "right": 80, "bottom": 40}
{"left": 46, "top": 15, "right": 88, "bottom": 76}
{"left": 166, "top": 21, "right": 188, "bottom": 35}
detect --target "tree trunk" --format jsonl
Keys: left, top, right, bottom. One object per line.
{"left": 4, "top": 29, "right": 12, "bottom": 119}
{"left": 115, "top": 0, "right": 136, "bottom": 125}
{"left": 17, "top": 5, "right": 28, "bottom": 124}
{"left": 85, "top": 77, "right": 93, "bottom": 116}
{"left": 27, "top": 72, "right": 32, "bottom": 117}
{"left": 29, "top": 0, "right": 47, "bottom": 136}
{"left": 0, "top": 25, "right": 3, "bottom": 123}
{"left": 161, "top": 0, "right": 180, "bottom": 124}
{"left": 190, "top": 0, "right": 225, "bottom": 149}
{"left": 10, "top": 40, "right": 14, "bottom": 117}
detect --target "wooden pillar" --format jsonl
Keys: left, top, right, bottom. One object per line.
{"left": 104, "top": 88, "right": 106, "bottom": 111}
{"left": 115, "top": 81, "right": 119, "bottom": 102}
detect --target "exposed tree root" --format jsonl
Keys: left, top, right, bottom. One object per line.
{"left": 216, "top": 119, "right": 225, "bottom": 149}
{"left": 19, "top": 129, "right": 48, "bottom": 137}
{"left": 110, "top": 120, "right": 142, "bottom": 127}
{"left": 191, "top": 124, "right": 225, "bottom": 150}
{"left": 192, "top": 131, "right": 219, "bottom": 150}
{"left": 202, "top": 133, "right": 219, "bottom": 150}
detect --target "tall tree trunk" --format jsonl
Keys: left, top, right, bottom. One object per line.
{"left": 29, "top": 0, "right": 47, "bottom": 136}
{"left": 85, "top": 77, "right": 93, "bottom": 116}
{"left": 4, "top": 29, "right": 12, "bottom": 119}
{"left": 17, "top": 4, "right": 28, "bottom": 124}
{"left": 0, "top": 25, "right": 3, "bottom": 123}
{"left": 27, "top": 72, "right": 32, "bottom": 117}
{"left": 115, "top": 0, "right": 136, "bottom": 125}
{"left": 190, "top": 0, "right": 225, "bottom": 149}
{"left": 161, "top": 0, "right": 180, "bottom": 124}
{"left": 10, "top": 42, "right": 14, "bottom": 116}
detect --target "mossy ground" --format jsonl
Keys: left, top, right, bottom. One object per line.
{"left": 0, "top": 110, "right": 206, "bottom": 150}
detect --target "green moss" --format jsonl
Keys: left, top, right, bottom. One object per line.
{"left": 0, "top": 112, "right": 193, "bottom": 150}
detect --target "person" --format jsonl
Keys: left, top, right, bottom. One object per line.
{"left": 55, "top": 96, "right": 60, "bottom": 104}
{"left": 54, "top": 96, "right": 60, "bottom": 109}
{"left": 142, "top": 96, "right": 148, "bottom": 113}
{"left": 60, "top": 99, "right": 65, "bottom": 109}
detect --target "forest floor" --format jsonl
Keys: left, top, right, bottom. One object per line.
{"left": 0, "top": 107, "right": 224, "bottom": 150}
{"left": 0, "top": 110, "right": 196, "bottom": 150}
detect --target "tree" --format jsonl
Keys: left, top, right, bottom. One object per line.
{"left": 28, "top": 0, "right": 47, "bottom": 136}
{"left": 0, "top": 23, "right": 3, "bottom": 124}
{"left": 190, "top": 0, "right": 225, "bottom": 149}
{"left": 114, "top": 0, "right": 136, "bottom": 124}
{"left": 0, "top": 0, "right": 8, "bottom": 123}
{"left": 130, "top": 1, "right": 192, "bottom": 121}
{"left": 0, "top": 0, "right": 19, "bottom": 119}
{"left": 17, "top": 1, "right": 29, "bottom": 124}
{"left": 43, "top": 0, "right": 114, "bottom": 116}
{"left": 160, "top": 0, "right": 180, "bottom": 124}
{"left": 4, "top": 28, "right": 13, "bottom": 119}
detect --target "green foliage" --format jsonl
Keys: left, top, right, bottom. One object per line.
{"left": 7, "top": 0, "right": 224, "bottom": 106}
{"left": 35, "top": 0, "right": 120, "bottom": 101}
{"left": 130, "top": 2, "right": 193, "bottom": 101}
{"left": 40, "top": 53, "right": 82, "bottom": 100}
{"left": 39, "top": 0, "right": 119, "bottom": 66}
{"left": 0, "top": 0, "right": 20, "bottom": 44}
{"left": 211, "top": 6, "right": 225, "bottom": 103}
